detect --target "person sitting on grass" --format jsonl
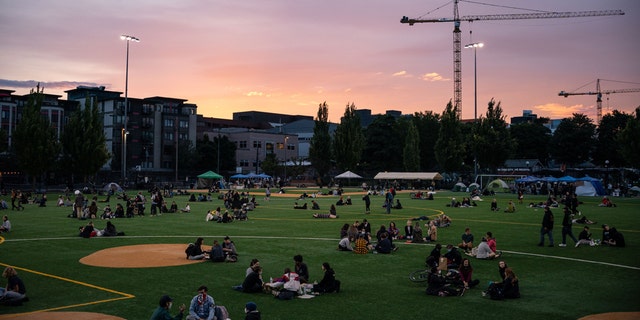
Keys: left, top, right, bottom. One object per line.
{"left": 79, "top": 221, "right": 97, "bottom": 238}
{"left": 313, "top": 204, "right": 338, "bottom": 219}
{"left": 180, "top": 203, "right": 191, "bottom": 213}
{"left": 209, "top": 240, "right": 226, "bottom": 262}
{"left": 353, "top": 233, "right": 372, "bottom": 254}
{"left": 311, "top": 200, "right": 320, "bottom": 210}
{"left": 294, "top": 202, "right": 308, "bottom": 209}
{"left": 0, "top": 215, "right": 11, "bottom": 233}
{"left": 374, "top": 232, "right": 396, "bottom": 253}
{"left": 412, "top": 223, "right": 425, "bottom": 243}
{"left": 244, "top": 301, "right": 261, "bottom": 320}
{"left": 504, "top": 201, "right": 516, "bottom": 213}
{"left": 575, "top": 226, "right": 597, "bottom": 247}
{"left": 186, "top": 237, "right": 207, "bottom": 260}
{"left": 598, "top": 196, "right": 616, "bottom": 207}
{"left": 602, "top": 224, "right": 625, "bottom": 247}
{"left": 0, "top": 266, "right": 28, "bottom": 306}
{"left": 150, "top": 295, "right": 185, "bottom": 320}
{"left": 338, "top": 235, "right": 353, "bottom": 251}
{"left": 474, "top": 237, "right": 499, "bottom": 260}
{"left": 241, "top": 266, "right": 264, "bottom": 293}
{"left": 484, "top": 267, "right": 520, "bottom": 300}
{"left": 312, "top": 262, "right": 340, "bottom": 294}
{"left": 458, "top": 258, "right": 480, "bottom": 289}
{"left": 490, "top": 198, "right": 499, "bottom": 211}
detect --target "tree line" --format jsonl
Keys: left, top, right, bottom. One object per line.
{"left": 309, "top": 99, "right": 640, "bottom": 184}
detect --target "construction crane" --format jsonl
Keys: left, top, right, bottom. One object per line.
{"left": 401, "top": 0, "right": 624, "bottom": 118}
{"left": 559, "top": 79, "right": 640, "bottom": 124}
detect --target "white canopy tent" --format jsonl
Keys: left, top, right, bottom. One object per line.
{"left": 335, "top": 171, "right": 363, "bottom": 179}
{"left": 374, "top": 172, "right": 443, "bottom": 180}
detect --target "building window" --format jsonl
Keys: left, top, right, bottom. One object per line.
{"left": 265, "top": 142, "right": 274, "bottom": 154}
{"left": 239, "top": 160, "right": 249, "bottom": 167}
{"left": 164, "top": 119, "right": 175, "bottom": 127}
{"left": 253, "top": 140, "right": 261, "bottom": 148}
{"left": 164, "top": 132, "right": 174, "bottom": 141}
{"left": 239, "top": 141, "right": 247, "bottom": 149}
{"left": 287, "top": 145, "right": 295, "bottom": 151}
{"left": 179, "top": 120, "right": 189, "bottom": 128}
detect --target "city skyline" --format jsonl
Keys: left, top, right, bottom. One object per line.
{"left": 1, "top": 0, "right": 639, "bottom": 123}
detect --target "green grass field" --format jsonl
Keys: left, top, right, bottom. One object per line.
{"left": 0, "top": 188, "right": 639, "bottom": 319}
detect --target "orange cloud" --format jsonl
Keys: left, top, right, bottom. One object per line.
{"left": 533, "top": 103, "right": 594, "bottom": 118}
{"left": 421, "top": 73, "right": 447, "bottom": 82}
{"left": 392, "top": 70, "right": 410, "bottom": 77}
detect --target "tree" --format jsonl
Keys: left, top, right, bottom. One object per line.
{"left": 261, "top": 153, "right": 278, "bottom": 177}
{"left": 549, "top": 113, "right": 596, "bottom": 167}
{"left": 61, "top": 96, "right": 110, "bottom": 183}
{"left": 12, "top": 85, "right": 60, "bottom": 188}
{"left": 434, "top": 101, "right": 465, "bottom": 172}
{"left": 308, "top": 102, "right": 332, "bottom": 186}
{"left": 333, "top": 103, "right": 364, "bottom": 171}
{"left": 413, "top": 111, "right": 440, "bottom": 171}
{"left": 510, "top": 122, "right": 552, "bottom": 165}
{"left": 402, "top": 118, "right": 421, "bottom": 171}
{"left": 618, "top": 106, "right": 640, "bottom": 168}
{"left": 361, "top": 114, "right": 403, "bottom": 173}
{"left": 473, "top": 99, "right": 515, "bottom": 172}
{"left": 593, "top": 110, "right": 632, "bottom": 167}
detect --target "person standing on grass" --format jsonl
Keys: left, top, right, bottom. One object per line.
{"left": 538, "top": 206, "right": 555, "bottom": 247}
{"left": 150, "top": 295, "right": 185, "bottom": 320}
{"left": 559, "top": 206, "right": 578, "bottom": 247}
{"left": 362, "top": 193, "right": 371, "bottom": 214}
{"left": 74, "top": 190, "right": 84, "bottom": 218}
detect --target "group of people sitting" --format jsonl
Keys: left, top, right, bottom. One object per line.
{"left": 424, "top": 251, "right": 520, "bottom": 300}
{"left": 236, "top": 256, "right": 341, "bottom": 300}
{"left": 78, "top": 220, "right": 124, "bottom": 238}
{"left": 186, "top": 236, "right": 239, "bottom": 263}
{"left": 205, "top": 205, "right": 249, "bottom": 222}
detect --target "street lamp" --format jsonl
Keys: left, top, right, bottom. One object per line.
{"left": 120, "top": 34, "right": 140, "bottom": 181}
{"left": 605, "top": 160, "right": 610, "bottom": 194}
{"left": 465, "top": 41, "right": 483, "bottom": 180}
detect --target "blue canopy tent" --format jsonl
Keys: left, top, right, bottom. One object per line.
{"left": 515, "top": 176, "right": 539, "bottom": 183}
{"left": 557, "top": 175, "right": 578, "bottom": 183}
{"left": 230, "top": 173, "right": 248, "bottom": 179}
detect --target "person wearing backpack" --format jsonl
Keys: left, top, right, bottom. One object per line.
{"left": 186, "top": 238, "right": 206, "bottom": 260}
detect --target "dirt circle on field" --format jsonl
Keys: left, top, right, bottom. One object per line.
{"left": 578, "top": 312, "right": 640, "bottom": 320}
{"left": 0, "top": 311, "right": 125, "bottom": 320}
{"left": 80, "top": 243, "right": 208, "bottom": 268}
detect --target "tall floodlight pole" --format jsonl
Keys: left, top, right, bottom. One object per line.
{"left": 284, "top": 136, "right": 289, "bottom": 183}
{"left": 120, "top": 34, "right": 140, "bottom": 181}
{"left": 465, "top": 42, "right": 483, "bottom": 180}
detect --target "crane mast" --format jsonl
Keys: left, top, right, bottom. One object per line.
{"left": 401, "top": 1, "right": 624, "bottom": 119}
{"left": 559, "top": 79, "right": 640, "bottom": 123}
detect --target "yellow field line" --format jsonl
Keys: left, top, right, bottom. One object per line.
{"left": 0, "top": 262, "right": 134, "bottom": 318}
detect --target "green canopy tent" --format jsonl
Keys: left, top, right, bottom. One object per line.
{"left": 196, "top": 171, "right": 223, "bottom": 189}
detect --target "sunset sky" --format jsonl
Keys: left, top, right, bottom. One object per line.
{"left": 2, "top": 0, "right": 639, "bottom": 123}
